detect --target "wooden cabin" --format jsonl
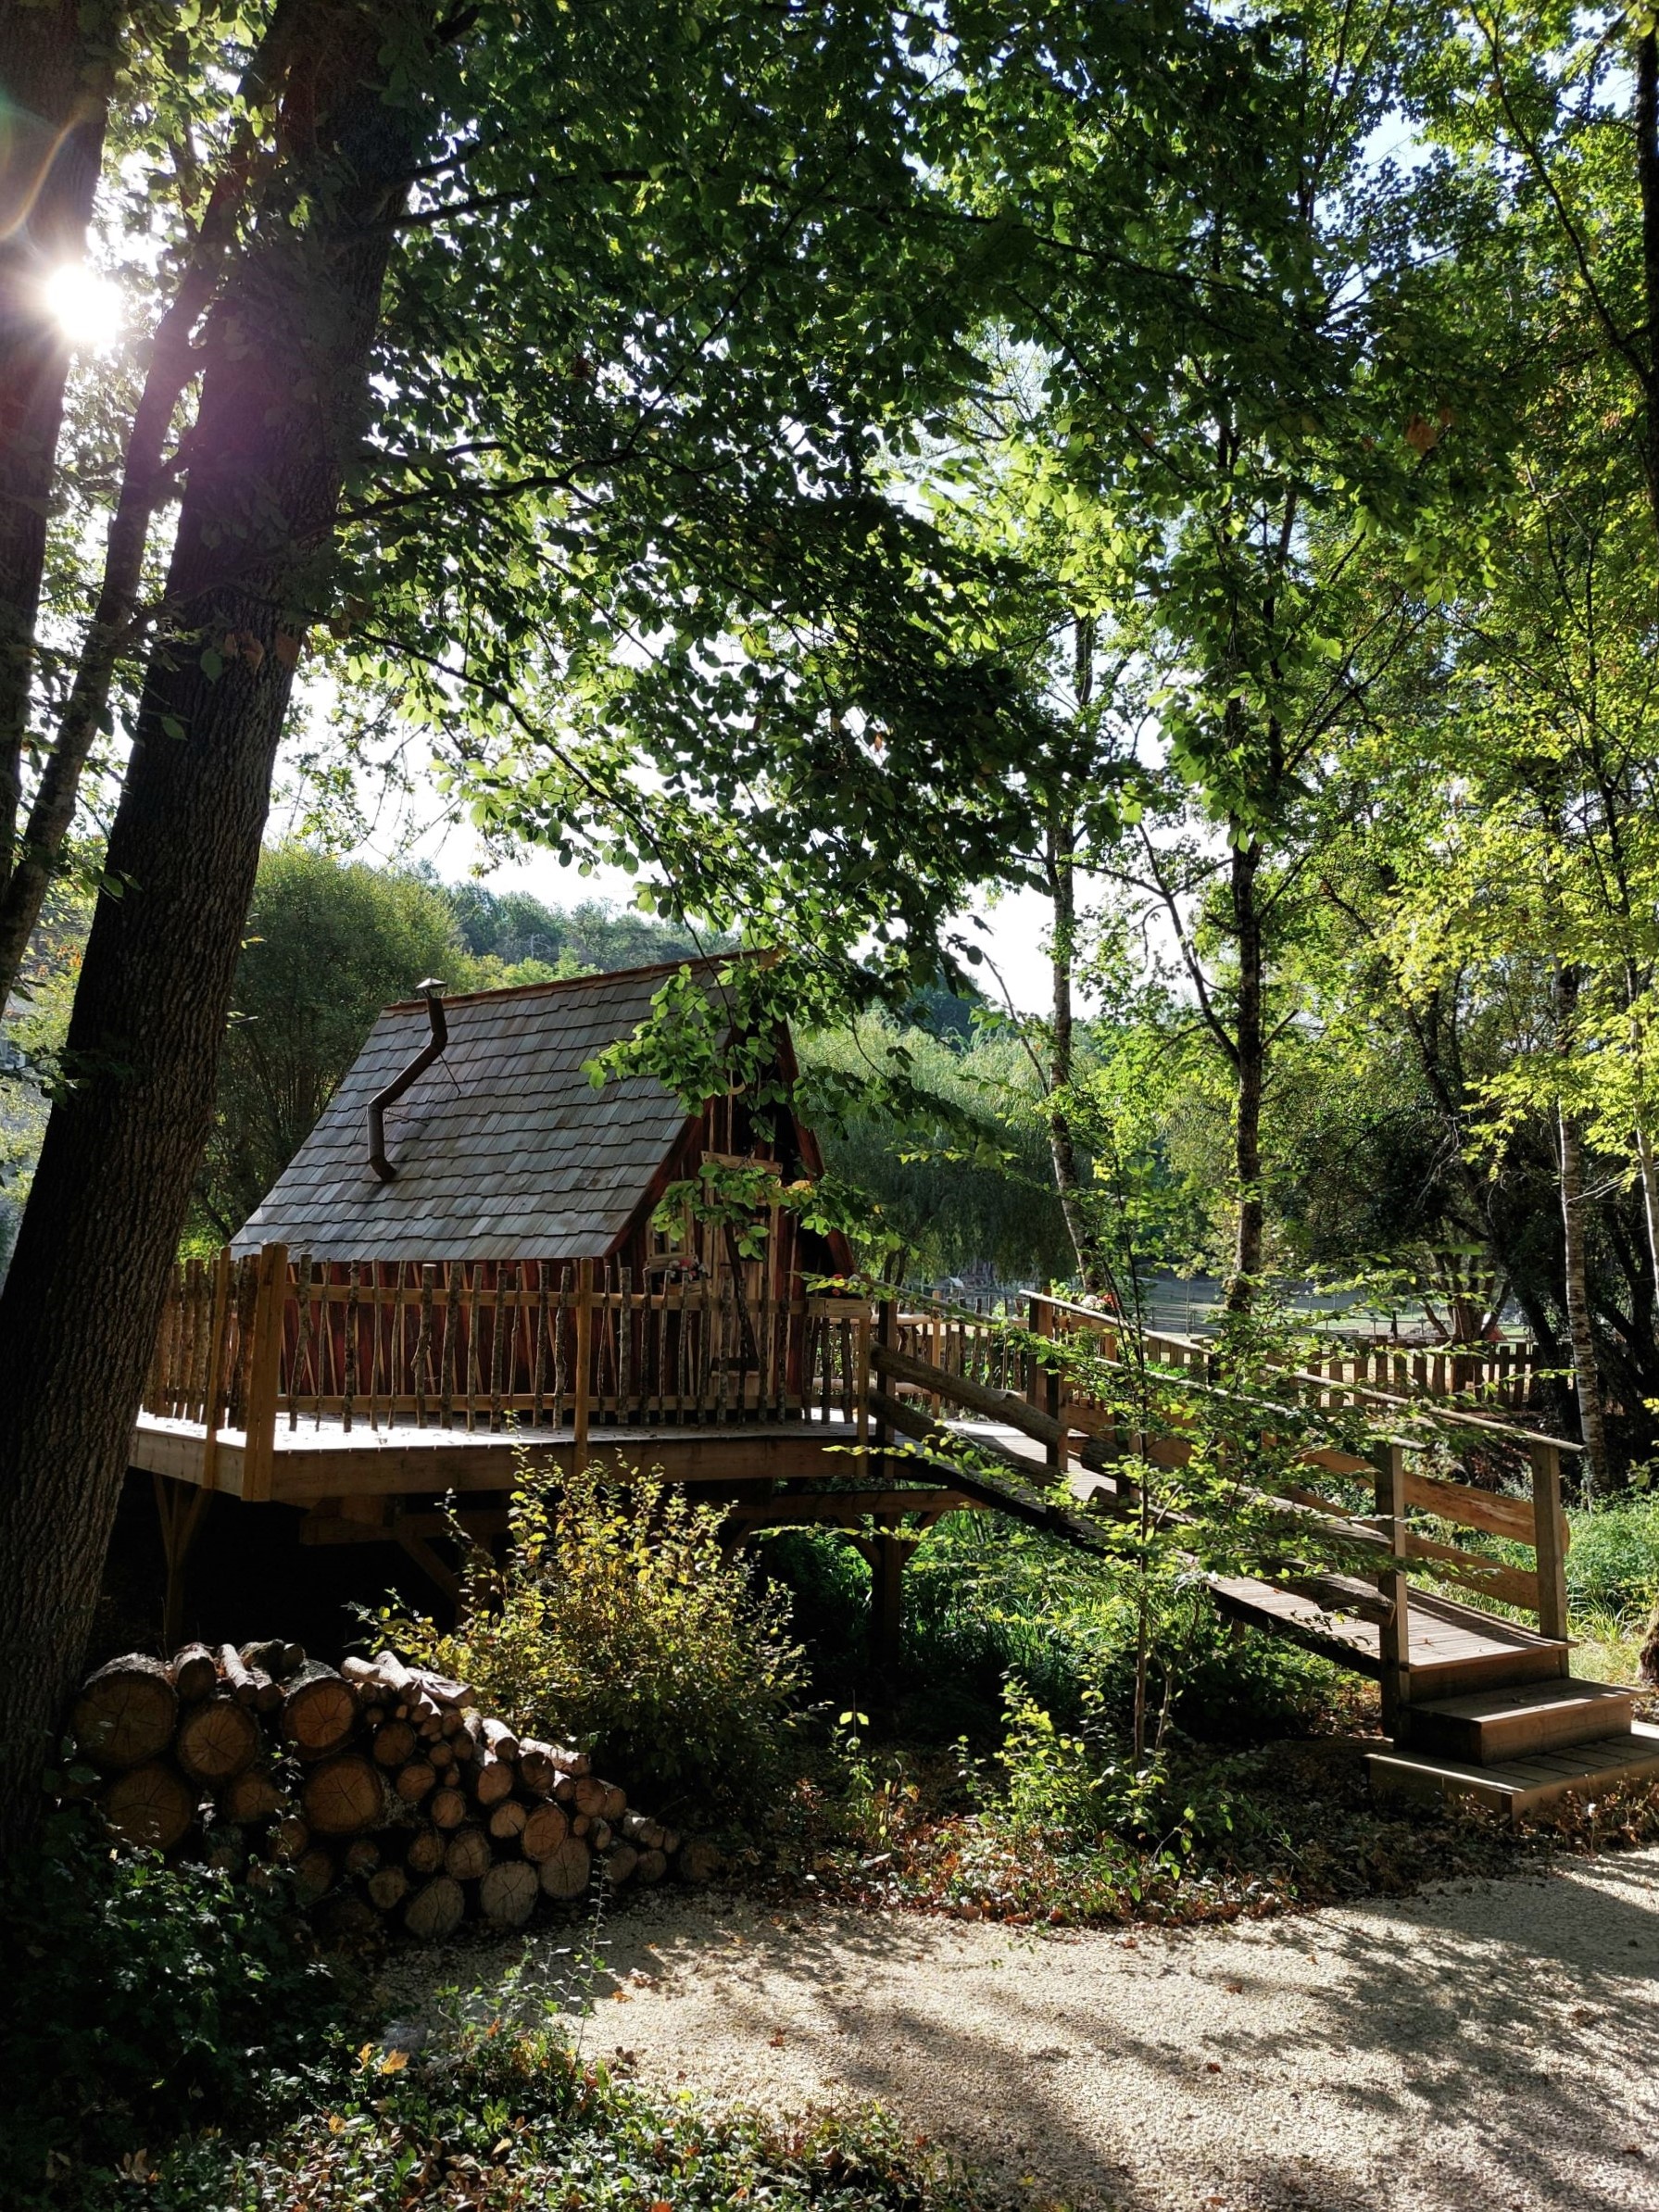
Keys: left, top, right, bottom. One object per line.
{"left": 130, "top": 959, "right": 909, "bottom": 1627}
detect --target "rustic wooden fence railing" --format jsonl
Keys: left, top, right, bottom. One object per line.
{"left": 141, "top": 1258, "right": 1569, "bottom": 1691}
{"left": 897, "top": 1297, "right": 1540, "bottom": 1409}
{"left": 886, "top": 1289, "right": 1573, "bottom": 1720}
{"left": 142, "top": 1245, "right": 874, "bottom": 1487}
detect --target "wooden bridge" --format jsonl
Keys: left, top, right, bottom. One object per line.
{"left": 132, "top": 1246, "right": 1659, "bottom": 1817}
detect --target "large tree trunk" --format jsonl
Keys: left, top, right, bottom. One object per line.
{"left": 1637, "top": 29, "right": 1659, "bottom": 542}
{"left": 0, "top": 0, "right": 124, "bottom": 888}
{"left": 0, "top": 2, "right": 306, "bottom": 1010}
{"left": 1556, "top": 966, "right": 1612, "bottom": 1498}
{"left": 0, "top": 0, "right": 429, "bottom": 1861}
{"left": 1223, "top": 836, "right": 1264, "bottom": 1314}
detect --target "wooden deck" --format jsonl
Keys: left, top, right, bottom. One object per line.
{"left": 132, "top": 1408, "right": 866, "bottom": 1503}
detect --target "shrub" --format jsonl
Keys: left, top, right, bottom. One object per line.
{"left": 899, "top": 1510, "right": 1356, "bottom": 1747}
{"left": 124, "top": 2006, "right": 980, "bottom": 2212}
{"left": 383, "top": 1455, "right": 808, "bottom": 1823}
{"left": 0, "top": 1808, "right": 344, "bottom": 2198}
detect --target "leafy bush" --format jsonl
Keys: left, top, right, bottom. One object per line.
{"left": 0, "top": 1809, "right": 343, "bottom": 2199}
{"left": 898, "top": 1510, "right": 1356, "bottom": 1747}
{"left": 112, "top": 2005, "right": 978, "bottom": 2211}
{"left": 1565, "top": 1493, "right": 1659, "bottom": 1618}
{"left": 383, "top": 1456, "right": 808, "bottom": 1823}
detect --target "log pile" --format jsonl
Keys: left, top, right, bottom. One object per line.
{"left": 67, "top": 1643, "right": 715, "bottom": 1941}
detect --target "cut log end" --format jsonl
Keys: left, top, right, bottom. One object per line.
{"left": 301, "top": 1752, "right": 386, "bottom": 1837}
{"left": 100, "top": 1762, "right": 195, "bottom": 1852}
{"left": 480, "top": 1858, "right": 539, "bottom": 1929}
{"left": 175, "top": 1692, "right": 261, "bottom": 1785}
{"left": 283, "top": 1664, "right": 358, "bottom": 1759}
{"left": 404, "top": 1874, "right": 466, "bottom": 1942}
{"left": 73, "top": 1655, "right": 178, "bottom": 1771}
{"left": 537, "top": 1836, "right": 591, "bottom": 1901}
{"left": 520, "top": 1800, "right": 570, "bottom": 1862}
{"left": 168, "top": 1642, "right": 220, "bottom": 1703}
{"left": 443, "top": 1824, "right": 491, "bottom": 1883}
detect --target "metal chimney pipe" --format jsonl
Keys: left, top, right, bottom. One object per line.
{"left": 368, "top": 978, "right": 447, "bottom": 1182}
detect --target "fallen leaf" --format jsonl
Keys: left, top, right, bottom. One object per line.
{"left": 379, "top": 2049, "right": 409, "bottom": 2074}
{"left": 1205, "top": 2061, "right": 1223, "bottom": 2074}
{"left": 769, "top": 2031, "right": 786, "bottom": 2048}
{"left": 1224, "top": 1981, "right": 1243, "bottom": 1995}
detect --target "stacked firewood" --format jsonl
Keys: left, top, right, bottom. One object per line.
{"left": 67, "top": 1642, "right": 719, "bottom": 1941}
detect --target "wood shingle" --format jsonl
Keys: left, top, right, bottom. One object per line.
{"left": 233, "top": 957, "right": 741, "bottom": 1263}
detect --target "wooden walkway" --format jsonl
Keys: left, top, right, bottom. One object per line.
{"left": 130, "top": 1253, "right": 1659, "bottom": 1814}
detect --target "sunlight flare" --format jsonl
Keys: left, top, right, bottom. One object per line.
{"left": 41, "top": 259, "right": 120, "bottom": 347}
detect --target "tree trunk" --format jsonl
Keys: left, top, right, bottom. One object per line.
{"left": 1636, "top": 29, "right": 1659, "bottom": 542}
{"left": 0, "top": 0, "right": 429, "bottom": 1862}
{"left": 0, "top": 0, "right": 124, "bottom": 886}
{"left": 1556, "top": 967, "right": 1612, "bottom": 1498}
{"left": 0, "top": 2, "right": 306, "bottom": 1009}
{"left": 1045, "top": 796, "right": 1109, "bottom": 1298}
{"left": 1223, "top": 836, "right": 1264, "bottom": 1314}
{"left": 1636, "top": 1124, "right": 1659, "bottom": 1313}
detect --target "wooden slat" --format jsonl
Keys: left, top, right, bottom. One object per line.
{"left": 1402, "top": 1533, "right": 1539, "bottom": 1611}
{"left": 1402, "top": 1467, "right": 1537, "bottom": 1545}
{"left": 572, "top": 1257, "right": 592, "bottom": 1472}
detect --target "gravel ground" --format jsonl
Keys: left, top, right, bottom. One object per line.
{"left": 382, "top": 1849, "right": 1659, "bottom": 2212}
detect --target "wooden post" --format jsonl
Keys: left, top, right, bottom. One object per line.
{"left": 1375, "top": 1442, "right": 1411, "bottom": 1740}
{"left": 870, "top": 1527, "right": 908, "bottom": 1680}
{"left": 197, "top": 1245, "right": 234, "bottom": 1493}
{"left": 1025, "top": 1291, "right": 1047, "bottom": 1423}
{"left": 239, "top": 1243, "right": 287, "bottom": 1504}
{"left": 854, "top": 1304, "right": 873, "bottom": 1459}
{"left": 872, "top": 1292, "right": 896, "bottom": 1483}
{"left": 1528, "top": 1438, "right": 1571, "bottom": 1660}
{"left": 572, "top": 1257, "right": 593, "bottom": 1473}
{"left": 1027, "top": 1294, "right": 1067, "bottom": 1474}
{"left": 153, "top": 1473, "right": 210, "bottom": 1649}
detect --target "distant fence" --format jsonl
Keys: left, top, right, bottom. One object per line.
{"left": 899, "top": 1298, "right": 1540, "bottom": 1412}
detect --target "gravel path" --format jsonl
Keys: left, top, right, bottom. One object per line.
{"left": 383, "top": 1850, "right": 1659, "bottom": 2212}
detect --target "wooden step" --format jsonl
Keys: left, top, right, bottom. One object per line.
{"left": 1367, "top": 1721, "right": 1659, "bottom": 1821}
{"left": 1400, "top": 1590, "right": 1569, "bottom": 1700}
{"left": 1404, "top": 1678, "right": 1637, "bottom": 1764}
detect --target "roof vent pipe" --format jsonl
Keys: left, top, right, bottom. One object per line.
{"left": 368, "top": 979, "right": 447, "bottom": 1183}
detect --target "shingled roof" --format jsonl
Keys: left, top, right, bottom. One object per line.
{"left": 232, "top": 957, "right": 744, "bottom": 1263}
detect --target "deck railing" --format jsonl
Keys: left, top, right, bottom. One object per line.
{"left": 891, "top": 1290, "right": 1572, "bottom": 1690}
{"left": 142, "top": 1260, "right": 1572, "bottom": 1679}
{"left": 142, "top": 1246, "right": 874, "bottom": 1479}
